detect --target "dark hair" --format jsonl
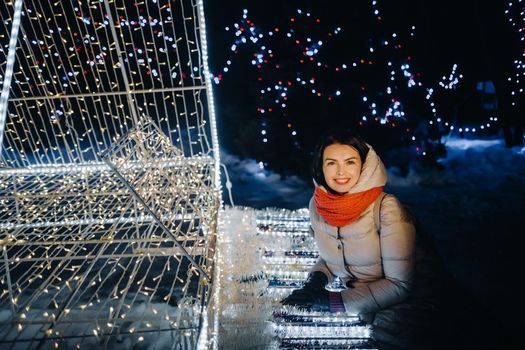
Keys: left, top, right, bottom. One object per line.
{"left": 311, "top": 127, "right": 370, "bottom": 194}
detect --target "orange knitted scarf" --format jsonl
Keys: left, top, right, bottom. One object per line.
{"left": 314, "top": 186, "right": 383, "bottom": 228}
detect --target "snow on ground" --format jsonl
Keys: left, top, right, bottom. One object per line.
{"left": 221, "top": 135, "right": 525, "bottom": 343}
{"left": 387, "top": 138, "right": 525, "bottom": 336}
{"left": 219, "top": 152, "right": 313, "bottom": 210}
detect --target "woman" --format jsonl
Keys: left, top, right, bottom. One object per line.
{"left": 281, "top": 127, "right": 521, "bottom": 350}
{"left": 280, "top": 127, "right": 428, "bottom": 349}
{"left": 281, "top": 128, "right": 416, "bottom": 317}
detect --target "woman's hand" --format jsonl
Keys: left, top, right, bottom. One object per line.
{"left": 280, "top": 271, "right": 330, "bottom": 312}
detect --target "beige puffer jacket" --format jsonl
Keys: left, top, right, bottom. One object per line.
{"left": 309, "top": 145, "right": 416, "bottom": 315}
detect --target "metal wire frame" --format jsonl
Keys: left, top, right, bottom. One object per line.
{"left": 0, "top": 149, "right": 217, "bottom": 346}
{"left": 0, "top": 118, "right": 219, "bottom": 349}
{"left": 0, "top": 159, "right": 213, "bottom": 232}
{"left": 0, "top": 0, "right": 216, "bottom": 167}
{"left": 0, "top": 0, "right": 221, "bottom": 348}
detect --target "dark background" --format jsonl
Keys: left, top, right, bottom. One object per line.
{"left": 204, "top": 0, "right": 520, "bottom": 177}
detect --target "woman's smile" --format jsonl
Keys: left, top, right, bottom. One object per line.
{"left": 334, "top": 178, "right": 351, "bottom": 185}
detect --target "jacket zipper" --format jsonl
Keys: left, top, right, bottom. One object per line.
{"left": 338, "top": 227, "right": 357, "bottom": 285}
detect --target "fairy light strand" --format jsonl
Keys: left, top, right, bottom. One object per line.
{"left": 0, "top": 0, "right": 24, "bottom": 155}
{"left": 216, "top": 206, "right": 376, "bottom": 349}
{"left": 505, "top": 1, "right": 525, "bottom": 108}
{"left": 212, "top": 8, "right": 345, "bottom": 146}
{"left": 214, "top": 1, "right": 508, "bottom": 162}
{"left": 0, "top": 0, "right": 220, "bottom": 348}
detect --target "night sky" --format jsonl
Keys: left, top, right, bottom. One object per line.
{"left": 206, "top": 0, "right": 516, "bottom": 86}
{"left": 204, "top": 0, "right": 520, "bottom": 176}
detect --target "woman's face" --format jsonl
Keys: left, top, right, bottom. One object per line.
{"left": 322, "top": 143, "right": 363, "bottom": 193}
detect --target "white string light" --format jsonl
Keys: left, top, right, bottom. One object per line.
{"left": 0, "top": 0, "right": 220, "bottom": 348}
{"left": 506, "top": 1, "right": 525, "bottom": 108}
{"left": 216, "top": 207, "right": 376, "bottom": 349}
{"left": 0, "top": 0, "right": 23, "bottom": 155}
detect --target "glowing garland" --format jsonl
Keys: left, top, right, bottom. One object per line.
{"left": 0, "top": 0, "right": 215, "bottom": 168}
{"left": 212, "top": 4, "right": 427, "bottom": 147}
{"left": 215, "top": 207, "right": 376, "bottom": 349}
{"left": 0, "top": 115, "right": 219, "bottom": 348}
{"left": 211, "top": 8, "right": 345, "bottom": 145}
{"left": 423, "top": 64, "right": 499, "bottom": 150}
{"left": 505, "top": 0, "right": 525, "bottom": 108}
{"left": 0, "top": 0, "right": 220, "bottom": 348}
{"left": 213, "top": 1, "right": 508, "bottom": 160}
{"left": 359, "top": 2, "right": 503, "bottom": 143}
{"left": 213, "top": 4, "right": 426, "bottom": 148}
{"left": 0, "top": 0, "right": 23, "bottom": 155}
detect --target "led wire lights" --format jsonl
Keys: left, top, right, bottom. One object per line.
{"left": 0, "top": 0, "right": 220, "bottom": 348}
{"left": 216, "top": 207, "right": 376, "bottom": 349}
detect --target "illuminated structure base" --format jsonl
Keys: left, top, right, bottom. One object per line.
{"left": 0, "top": 118, "right": 219, "bottom": 349}
{"left": 216, "top": 207, "right": 376, "bottom": 349}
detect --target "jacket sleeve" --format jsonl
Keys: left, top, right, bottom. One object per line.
{"left": 341, "top": 195, "right": 416, "bottom": 315}
{"left": 309, "top": 225, "right": 333, "bottom": 278}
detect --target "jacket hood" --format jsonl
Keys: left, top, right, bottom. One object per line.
{"left": 349, "top": 143, "right": 387, "bottom": 193}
